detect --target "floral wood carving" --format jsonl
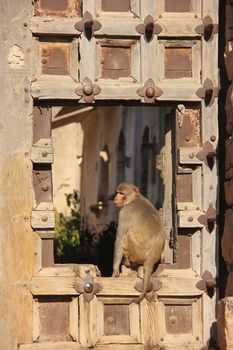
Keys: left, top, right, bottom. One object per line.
{"left": 137, "top": 79, "right": 163, "bottom": 103}
{"left": 74, "top": 11, "right": 102, "bottom": 40}
{"left": 75, "top": 77, "right": 101, "bottom": 103}
{"left": 74, "top": 269, "right": 102, "bottom": 302}
{"left": 195, "top": 78, "right": 218, "bottom": 107}
{"left": 136, "top": 15, "right": 162, "bottom": 42}
{"left": 197, "top": 203, "right": 216, "bottom": 233}
{"left": 135, "top": 276, "right": 162, "bottom": 301}
{"left": 196, "top": 270, "right": 217, "bottom": 298}
{"left": 195, "top": 15, "right": 218, "bottom": 42}
{"left": 196, "top": 141, "right": 217, "bottom": 169}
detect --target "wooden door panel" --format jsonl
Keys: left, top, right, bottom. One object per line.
{"left": 25, "top": 0, "right": 219, "bottom": 349}
{"left": 27, "top": 265, "right": 205, "bottom": 349}
{"left": 30, "top": 0, "right": 207, "bottom": 103}
{"left": 157, "top": 0, "right": 202, "bottom": 17}
{"left": 34, "top": 0, "right": 82, "bottom": 17}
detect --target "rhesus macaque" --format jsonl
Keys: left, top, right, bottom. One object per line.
{"left": 112, "top": 182, "right": 165, "bottom": 302}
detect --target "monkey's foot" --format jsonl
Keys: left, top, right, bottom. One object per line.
{"left": 112, "top": 270, "right": 120, "bottom": 277}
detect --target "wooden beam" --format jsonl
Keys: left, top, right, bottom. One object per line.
{"left": 19, "top": 343, "right": 144, "bottom": 350}
{"left": 30, "top": 268, "right": 204, "bottom": 296}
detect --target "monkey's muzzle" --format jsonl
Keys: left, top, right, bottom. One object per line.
{"left": 108, "top": 193, "right": 116, "bottom": 200}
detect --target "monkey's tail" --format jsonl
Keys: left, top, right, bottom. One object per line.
{"left": 134, "top": 262, "right": 154, "bottom": 303}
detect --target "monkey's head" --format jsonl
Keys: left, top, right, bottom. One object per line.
{"left": 114, "top": 182, "right": 140, "bottom": 207}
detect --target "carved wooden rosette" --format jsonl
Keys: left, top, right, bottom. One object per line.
{"left": 74, "top": 11, "right": 102, "bottom": 40}
{"left": 135, "top": 276, "right": 162, "bottom": 301}
{"left": 136, "top": 15, "right": 162, "bottom": 43}
{"left": 195, "top": 78, "right": 218, "bottom": 107}
{"left": 195, "top": 15, "right": 218, "bottom": 42}
{"left": 196, "top": 141, "right": 217, "bottom": 168}
{"left": 75, "top": 77, "right": 101, "bottom": 103}
{"left": 74, "top": 271, "right": 102, "bottom": 302}
{"left": 196, "top": 271, "right": 217, "bottom": 298}
{"left": 197, "top": 203, "right": 216, "bottom": 233}
{"left": 137, "top": 79, "right": 163, "bottom": 104}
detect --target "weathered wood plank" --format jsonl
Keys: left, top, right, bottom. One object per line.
{"left": 178, "top": 210, "right": 204, "bottom": 228}
{"left": 201, "top": 0, "right": 219, "bottom": 344}
{"left": 79, "top": 295, "right": 99, "bottom": 347}
{"left": 161, "top": 122, "right": 173, "bottom": 263}
{"left": 178, "top": 147, "right": 203, "bottom": 165}
{"left": 95, "top": 83, "right": 141, "bottom": 101}
{"left": 100, "top": 335, "right": 138, "bottom": 344}
{"left": 30, "top": 17, "right": 141, "bottom": 36}
{"left": 96, "top": 300, "right": 104, "bottom": 341}
{"left": 69, "top": 297, "right": 79, "bottom": 341}
{"left": 32, "top": 299, "right": 40, "bottom": 342}
{"left": 30, "top": 138, "right": 53, "bottom": 164}
{"left": 191, "top": 230, "right": 201, "bottom": 276}
{"left": 1, "top": 2, "right": 35, "bottom": 348}
{"left": 140, "top": 299, "right": 159, "bottom": 346}
{"left": 69, "top": 38, "right": 79, "bottom": 82}
{"left": 31, "top": 202, "right": 55, "bottom": 229}
{"left": 36, "top": 231, "right": 54, "bottom": 239}
{"left": 36, "top": 264, "right": 98, "bottom": 277}
{"left": 30, "top": 270, "right": 204, "bottom": 296}
{"left": 33, "top": 232, "right": 42, "bottom": 274}
{"left": 177, "top": 202, "right": 200, "bottom": 211}
{"left": 157, "top": 18, "right": 202, "bottom": 37}
{"left": 30, "top": 17, "right": 81, "bottom": 36}
{"left": 140, "top": 35, "right": 157, "bottom": 83}
{"left": 30, "top": 276, "right": 75, "bottom": 295}
{"left": 79, "top": 36, "right": 96, "bottom": 81}
{"left": 19, "top": 344, "right": 83, "bottom": 350}
{"left": 31, "top": 75, "right": 78, "bottom": 100}
{"left": 30, "top": 276, "right": 139, "bottom": 296}
{"left": 129, "top": 303, "right": 140, "bottom": 343}
{"left": 157, "top": 269, "right": 204, "bottom": 296}
{"left": 31, "top": 76, "right": 202, "bottom": 102}
{"left": 19, "top": 343, "right": 144, "bottom": 350}
{"left": 157, "top": 81, "right": 202, "bottom": 101}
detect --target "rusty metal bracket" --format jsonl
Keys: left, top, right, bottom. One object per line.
{"left": 74, "top": 11, "right": 102, "bottom": 40}
{"left": 196, "top": 271, "right": 217, "bottom": 298}
{"left": 135, "top": 276, "right": 162, "bottom": 301}
{"left": 75, "top": 77, "right": 101, "bottom": 103}
{"left": 136, "top": 15, "right": 162, "bottom": 42}
{"left": 197, "top": 203, "right": 216, "bottom": 233}
{"left": 195, "top": 78, "right": 218, "bottom": 107}
{"left": 195, "top": 15, "right": 218, "bottom": 41}
{"left": 196, "top": 141, "right": 217, "bottom": 169}
{"left": 74, "top": 269, "right": 102, "bottom": 302}
{"left": 137, "top": 79, "right": 163, "bottom": 103}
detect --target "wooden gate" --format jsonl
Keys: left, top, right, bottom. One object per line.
{"left": 14, "top": 1, "right": 219, "bottom": 349}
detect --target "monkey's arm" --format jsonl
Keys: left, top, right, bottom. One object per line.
{"left": 112, "top": 226, "right": 126, "bottom": 277}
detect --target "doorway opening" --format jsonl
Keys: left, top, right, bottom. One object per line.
{"left": 33, "top": 103, "right": 204, "bottom": 277}
{"left": 49, "top": 104, "right": 175, "bottom": 276}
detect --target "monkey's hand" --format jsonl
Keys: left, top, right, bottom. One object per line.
{"left": 112, "top": 269, "right": 120, "bottom": 277}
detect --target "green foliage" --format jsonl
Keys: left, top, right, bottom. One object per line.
{"left": 54, "top": 190, "right": 81, "bottom": 260}
{"left": 54, "top": 190, "right": 117, "bottom": 276}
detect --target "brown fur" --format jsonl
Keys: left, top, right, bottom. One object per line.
{"left": 112, "top": 182, "right": 165, "bottom": 302}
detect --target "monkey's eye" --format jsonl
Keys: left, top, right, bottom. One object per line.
{"left": 117, "top": 191, "right": 125, "bottom": 195}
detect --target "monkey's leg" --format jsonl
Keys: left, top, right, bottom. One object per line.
{"left": 112, "top": 230, "right": 126, "bottom": 277}
{"left": 123, "top": 255, "right": 131, "bottom": 267}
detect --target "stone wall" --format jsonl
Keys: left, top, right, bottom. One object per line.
{"left": 218, "top": 1, "right": 233, "bottom": 348}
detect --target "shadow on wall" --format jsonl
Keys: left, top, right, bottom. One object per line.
{"left": 54, "top": 190, "right": 117, "bottom": 276}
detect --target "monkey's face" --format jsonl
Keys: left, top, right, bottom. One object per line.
{"left": 114, "top": 183, "right": 140, "bottom": 207}
{"left": 114, "top": 191, "right": 126, "bottom": 207}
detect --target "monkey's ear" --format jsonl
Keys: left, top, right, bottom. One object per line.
{"left": 133, "top": 187, "right": 140, "bottom": 196}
